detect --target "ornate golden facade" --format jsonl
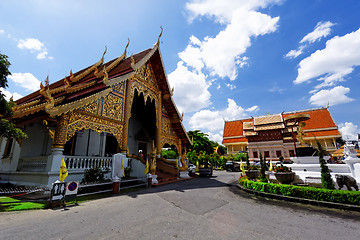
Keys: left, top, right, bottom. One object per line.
{"left": 12, "top": 38, "right": 190, "bottom": 162}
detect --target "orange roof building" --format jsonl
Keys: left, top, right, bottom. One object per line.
{"left": 223, "top": 107, "right": 341, "bottom": 161}
{"left": 0, "top": 36, "right": 191, "bottom": 187}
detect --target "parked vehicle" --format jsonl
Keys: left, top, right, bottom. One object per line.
{"left": 188, "top": 164, "right": 196, "bottom": 173}
{"left": 225, "top": 161, "right": 240, "bottom": 172}
{"left": 198, "top": 163, "right": 213, "bottom": 177}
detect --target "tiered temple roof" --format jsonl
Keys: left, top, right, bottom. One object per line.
{"left": 11, "top": 39, "right": 191, "bottom": 146}
{"left": 223, "top": 107, "right": 341, "bottom": 144}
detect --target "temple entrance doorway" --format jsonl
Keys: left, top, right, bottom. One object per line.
{"left": 128, "top": 89, "right": 157, "bottom": 158}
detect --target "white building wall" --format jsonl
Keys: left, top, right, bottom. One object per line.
{"left": 20, "top": 122, "right": 51, "bottom": 158}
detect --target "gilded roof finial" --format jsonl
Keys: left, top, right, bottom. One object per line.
{"left": 130, "top": 54, "right": 136, "bottom": 69}
{"left": 40, "top": 81, "right": 45, "bottom": 91}
{"left": 45, "top": 75, "right": 49, "bottom": 87}
{"left": 70, "top": 69, "right": 74, "bottom": 80}
{"left": 157, "top": 26, "right": 163, "bottom": 45}
{"left": 101, "top": 46, "right": 107, "bottom": 64}
{"left": 123, "top": 38, "right": 130, "bottom": 58}
{"left": 64, "top": 77, "right": 70, "bottom": 88}
{"left": 102, "top": 65, "right": 109, "bottom": 85}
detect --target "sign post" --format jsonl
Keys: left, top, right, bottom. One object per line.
{"left": 50, "top": 181, "right": 67, "bottom": 207}
{"left": 65, "top": 181, "right": 79, "bottom": 201}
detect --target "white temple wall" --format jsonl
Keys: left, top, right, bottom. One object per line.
{"left": 0, "top": 137, "right": 21, "bottom": 172}
{"left": 20, "top": 122, "right": 51, "bottom": 158}
{"left": 73, "top": 130, "right": 103, "bottom": 156}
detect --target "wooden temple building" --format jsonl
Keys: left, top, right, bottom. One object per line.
{"left": 0, "top": 36, "right": 191, "bottom": 187}
{"left": 222, "top": 107, "right": 342, "bottom": 161}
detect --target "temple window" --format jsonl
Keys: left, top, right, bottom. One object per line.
{"left": 253, "top": 151, "right": 258, "bottom": 158}
{"left": 289, "top": 150, "right": 295, "bottom": 157}
{"left": 264, "top": 151, "right": 270, "bottom": 158}
{"left": 276, "top": 150, "right": 282, "bottom": 157}
{"left": 3, "top": 138, "right": 14, "bottom": 158}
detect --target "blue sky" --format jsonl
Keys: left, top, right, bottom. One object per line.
{"left": 1, "top": 0, "right": 360, "bottom": 143}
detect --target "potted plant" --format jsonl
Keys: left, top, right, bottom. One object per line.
{"left": 274, "top": 164, "right": 295, "bottom": 184}
{"left": 124, "top": 167, "right": 132, "bottom": 178}
{"left": 244, "top": 164, "right": 260, "bottom": 179}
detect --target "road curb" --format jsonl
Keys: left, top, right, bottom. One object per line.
{"left": 236, "top": 183, "right": 360, "bottom": 212}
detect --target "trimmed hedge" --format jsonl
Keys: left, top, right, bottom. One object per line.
{"left": 239, "top": 179, "right": 360, "bottom": 205}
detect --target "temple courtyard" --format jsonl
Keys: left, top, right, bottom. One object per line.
{"left": 1, "top": 171, "right": 359, "bottom": 240}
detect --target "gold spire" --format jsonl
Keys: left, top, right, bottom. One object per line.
{"left": 157, "top": 26, "right": 163, "bottom": 46}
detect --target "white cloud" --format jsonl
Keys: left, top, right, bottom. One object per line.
{"left": 180, "top": 7, "right": 279, "bottom": 81}
{"left": 300, "top": 21, "right": 335, "bottom": 44}
{"left": 0, "top": 29, "right": 4, "bottom": 34}
{"left": 268, "top": 85, "right": 285, "bottom": 93}
{"left": 246, "top": 105, "right": 259, "bottom": 112}
{"left": 226, "top": 83, "right": 236, "bottom": 90}
{"left": 0, "top": 88, "right": 23, "bottom": 101}
{"left": 285, "top": 46, "right": 304, "bottom": 59}
{"left": 189, "top": 98, "right": 257, "bottom": 131}
{"left": 207, "top": 131, "right": 224, "bottom": 144}
{"left": 168, "top": 61, "right": 211, "bottom": 113}
{"left": 294, "top": 28, "right": 360, "bottom": 85}
{"left": 17, "top": 38, "right": 52, "bottom": 60}
{"left": 8, "top": 73, "right": 41, "bottom": 92}
{"left": 309, "top": 86, "right": 353, "bottom": 106}
{"left": 17, "top": 38, "right": 44, "bottom": 51}
{"left": 186, "top": 0, "right": 282, "bottom": 24}
{"left": 339, "top": 122, "right": 360, "bottom": 141}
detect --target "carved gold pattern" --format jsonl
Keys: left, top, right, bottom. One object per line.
{"left": 67, "top": 110, "right": 123, "bottom": 145}
{"left": 46, "top": 88, "right": 112, "bottom": 117}
{"left": 13, "top": 99, "right": 41, "bottom": 111}
{"left": 133, "top": 63, "right": 158, "bottom": 90}
{"left": 52, "top": 114, "right": 70, "bottom": 149}
{"left": 160, "top": 134, "right": 180, "bottom": 153}
{"left": 112, "top": 82, "right": 125, "bottom": 95}
{"left": 80, "top": 98, "right": 99, "bottom": 115}
{"left": 13, "top": 97, "right": 65, "bottom": 118}
{"left": 101, "top": 93, "right": 123, "bottom": 121}
{"left": 42, "top": 120, "right": 55, "bottom": 140}
{"left": 65, "top": 80, "right": 96, "bottom": 93}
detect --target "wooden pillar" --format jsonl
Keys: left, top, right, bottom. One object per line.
{"left": 122, "top": 80, "right": 132, "bottom": 152}
{"left": 52, "top": 114, "right": 70, "bottom": 149}
{"left": 156, "top": 93, "right": 162, "bottom": 156}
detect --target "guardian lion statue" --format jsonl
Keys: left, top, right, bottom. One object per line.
{"left": 335, "top": 174, "right": 359, "bottom": 191}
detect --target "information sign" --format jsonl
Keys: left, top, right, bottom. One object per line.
{"left": 50, "top": 182, "right": 67, "bottom": 202}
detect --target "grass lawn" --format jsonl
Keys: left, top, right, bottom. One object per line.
{"left": 0, "top": 197, "right": 47, "bottom": 212}
{"left": 0, "top": 185, "right": 147, "bottom": 212}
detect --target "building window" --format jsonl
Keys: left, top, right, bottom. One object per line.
{"left": 276, "top": 150, "right": 282, "bottom": 157}
{"left": 3, "top": 138, "right": 14, "bottom": 158}
{"left": 253, "top": 151, "right": 258, "bottom": 158}
{"left": 264, "top": 151, "right": 270, "bottom": 158}
{"left": 289, "top": 150, "right": 295, "bottom": 157}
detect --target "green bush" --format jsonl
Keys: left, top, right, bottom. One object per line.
{"left": 81, "top": 167, "right": 109, "bottom": 183}
{"left": 239, "top": 179, "right": 360, "bottom": 205}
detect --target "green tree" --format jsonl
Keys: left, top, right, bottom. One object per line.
{"left": 259, "top": 153, "right": 267, "bottom": 182}
{"left": 317, "top": 141, "right": 335, "bottom": 189}
{"left": 161, "top": 149, "right": 177, "bottom": 159}
{"left": 0, "top": 53, "right": 27, "bottom": 140}
{"left": 187, "top": 130, "right": 215, "bottom": 155}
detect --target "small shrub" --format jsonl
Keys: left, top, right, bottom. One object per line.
{"left": 274, "top": 164, "right": 292, "bottom": 173}
{"left": 81, "top": 167, "right": 109, "bottom": 183}
{"left": 245, "top": 165, "right": 259, "bottom": 170}
{"left": 239, "top": 180, "right": 360, "bottom": 205}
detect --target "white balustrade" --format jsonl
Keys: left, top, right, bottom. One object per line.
{"left": 64, "top": 156, "right": 112, "bottom": 171}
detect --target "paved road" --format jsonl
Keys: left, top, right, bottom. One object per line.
{"left": 1, "top": 171, "right": 360, "bottom": 240}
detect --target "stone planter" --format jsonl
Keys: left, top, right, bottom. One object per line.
{"left": 245, "top": 170, "right": 260, "bottom": 179}
{"left": 274, "top": 172, "right": 295, "bottom": 184}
